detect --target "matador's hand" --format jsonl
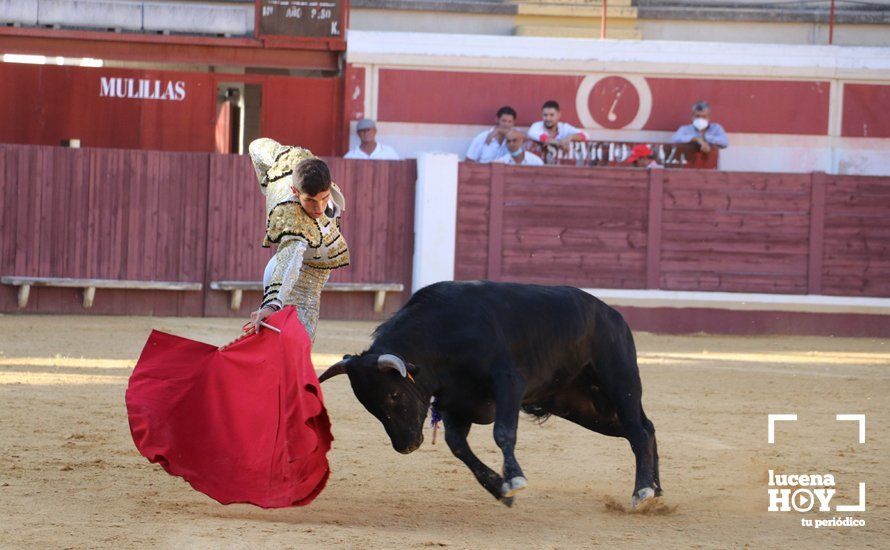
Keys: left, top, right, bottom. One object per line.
{"left": 244, "top": 306, "right": 276, "bottom": 334}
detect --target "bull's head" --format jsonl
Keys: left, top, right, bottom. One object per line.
{"left": 318, "top": 353, "right": 429, "bottom": 454}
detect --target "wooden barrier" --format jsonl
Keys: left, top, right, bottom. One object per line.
{"left": 0, "top": 144, "right": 416, "bottom": 318}
{"left": 0, "top": 146, "right": 210, "bottom": 316}
{"left": 456, "top": 163, "right": 890, "bottom": 298}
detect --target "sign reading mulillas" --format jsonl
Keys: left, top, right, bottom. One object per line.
{"left": 257, "top": 0, "right": 345, "bottom": 40}
{"left": 100, "top": 77, "right": 187, "bottom": 101}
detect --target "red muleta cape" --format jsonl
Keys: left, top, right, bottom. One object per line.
{"left": 125, "top": 308, "right": 333, "bottom": 508}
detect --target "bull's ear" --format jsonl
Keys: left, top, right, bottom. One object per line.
{"left": 318, "top": 358, "right": 350, "bottom": 383}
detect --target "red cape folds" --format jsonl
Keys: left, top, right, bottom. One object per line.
{"left": 125, "top": 308, "right": 333, "bottom": 508}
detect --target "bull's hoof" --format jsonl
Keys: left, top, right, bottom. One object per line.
{"left": 500, "top": 476, "right": 528, "bottom": 499}
{"left": 499, "top": 495, "right": 515, "bottom": 507}
{"left": 631, "top": 487, "right": 656, "bottom": 509}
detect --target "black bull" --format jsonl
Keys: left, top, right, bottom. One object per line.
{"left": 319, "top": 280, "right": 662, "bottom": 507}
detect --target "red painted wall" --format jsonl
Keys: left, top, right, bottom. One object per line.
{"left": 0, "top": 64, "right": 216, "bottom": 151}
{"left": 842, "top": 84, "right": 890, "bottom": 138}
{"left": 377, "top": 69, "right": 831, "bottom": 135}
{"left": 0, "top": 64, "right": 345, "bottom": 155}
{"left": 646, "top": 78, "right": 829, "bottom": 135}
{"left": 259, "top": 75, "right": 345, "bottom": 156}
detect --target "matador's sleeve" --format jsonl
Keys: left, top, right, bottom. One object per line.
{"left": 262, "top": 236, "right": 308, "bottom": 309}
{"left": 248, "top": 138, "right": 286, "bottom": 193}
{"left": 261, "top": 202, "right": 322, "bottom": 309}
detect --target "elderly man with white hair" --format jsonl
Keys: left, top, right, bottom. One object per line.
{"left": 671, "top": 100, "right": 729, "bottom": 154}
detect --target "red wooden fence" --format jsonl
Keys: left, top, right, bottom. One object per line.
{"left": 456, "top": 163, "right": 890, "bottom": 298}
{"left": 0, "top": 144, "right": 416, "bottom": 318}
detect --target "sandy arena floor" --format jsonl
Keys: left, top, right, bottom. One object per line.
{"left": 0, "top": 314, "right": 888, "bottom": 549}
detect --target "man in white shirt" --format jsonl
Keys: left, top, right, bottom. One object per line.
{"left": 344, "top": 119, "right": 400, "bottom": 160}
{"left": 527, "top": 100, "right": 587, "bottom": 152}
{"left": 496, "top": 130, "right": 544, "bottom": 166}
{"left": 465, "top": 106, "right": 516, "bottom": 163}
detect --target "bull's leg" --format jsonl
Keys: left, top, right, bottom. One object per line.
{"left": 546, "top": 381, "right": 659, "bottom": 507}
{"left": 442, "top": 412, "right": 515, "bottom": 506}
{"left": 608, "top": 384, "right": 658, "bottom": 507}
{"left": 642, "top": 409, "right": 662, "bottom": 496}
{"left": 492, "top": 368, "right": 527, "bottom": 499}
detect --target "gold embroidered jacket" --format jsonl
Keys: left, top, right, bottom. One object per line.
{"left": 261, "top": 200, "right": 350, "bottom": 338}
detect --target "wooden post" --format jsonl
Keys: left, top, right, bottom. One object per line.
{"left": 230, "top": 288, "right": 243, "bottom": 311}
{"left": 808, "top": 172, "right": 827, "bottom": 295}
{"left": 487, "top": 164, "right": 505, "bottom": 280}
{"left": 645, "top": 169, "right": 664, "bottom": 289}
{"left": 373, "top": 290, "right": 386, "bottom": 313}
{"left": 82, "top": 286, "right": 96, "bottom": 308}
{"left": 17, "top": 284, "right": 30, "bottom": 309}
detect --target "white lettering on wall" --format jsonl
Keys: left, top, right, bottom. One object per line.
{"left": 99, "top": 77, "right": 187, "bottom": 101}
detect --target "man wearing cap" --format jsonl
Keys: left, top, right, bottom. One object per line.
{"left": 344, "top": 119, "right": 400, "bottom": 160}
{"left": 671, "top": 100, "right": 728, "bottom": 153}
{"left": 626, "top": 144, "right": 662, "bottom": 169}
{"left": 496, "top": 129, "right": 544, "bottom": 166}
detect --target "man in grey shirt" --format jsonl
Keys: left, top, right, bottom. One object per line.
{"left": 671, "top": 100, "right": 728, "bottom": 153}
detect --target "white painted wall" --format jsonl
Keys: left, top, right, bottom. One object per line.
{"left": 411, "top": 153, "right": 459, "bottom": 293}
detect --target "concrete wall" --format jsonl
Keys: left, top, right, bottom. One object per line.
{"left": 350, "top": 9, "right": 515, "bottom": 35}
{"left": 0, "top": 0, "right": 254, "bottom": 35}
{"left": 638, "top": 19, "right": 890, "bottom": 47}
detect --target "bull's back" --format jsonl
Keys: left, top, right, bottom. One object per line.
{"left": 418, "top": 281, "right": 603, "bottom": 368}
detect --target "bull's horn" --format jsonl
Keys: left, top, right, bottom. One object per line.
{"left": 318, "top": 359, "right": 349, "bottom": 383}
{"left": 377, "top": 354, "right": 407, "bottom": 378}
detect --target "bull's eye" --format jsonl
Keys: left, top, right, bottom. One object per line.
{"left": 388, "top": 392, "right": 399, "bottom": 401}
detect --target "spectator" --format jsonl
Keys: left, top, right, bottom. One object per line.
{"left": 496, "top": 130, "right": 544, "bottom": 166}
{"left": 671, "top": 100, "right": 728, "bottom": 153}
{"left": 344, "top": 119, "right": 400, "bottom": 160}
{"left": 527, "top": 100, "right": 587, "bottom": 151}
{"left": 626, "top": 144, "right": 662, "bottom": 169}
{"left": 466, "top": 106, "right": 516, "bottom": 163}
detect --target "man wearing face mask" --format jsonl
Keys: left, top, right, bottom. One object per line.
{"left": 496, "top": 129, "right": 544, "bottom": 166}
{"left": 671, "top": 100, "right": 729, "bottom": 154}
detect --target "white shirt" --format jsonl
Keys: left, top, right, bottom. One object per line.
{"left": 466, "top": 127, "right": 509, "bottom": 163}
{"left": 344, "top": 143, "right": 400, "bottom": 160}
{"left": 496, "top": 151, "right": 544, "bottom": 166}
{"left": 527, "top": 121, "right": 586, "bottom": 143}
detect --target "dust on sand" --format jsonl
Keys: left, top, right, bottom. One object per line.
{"left": 1, "top": 315, "right": 888, "bottom": 548}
